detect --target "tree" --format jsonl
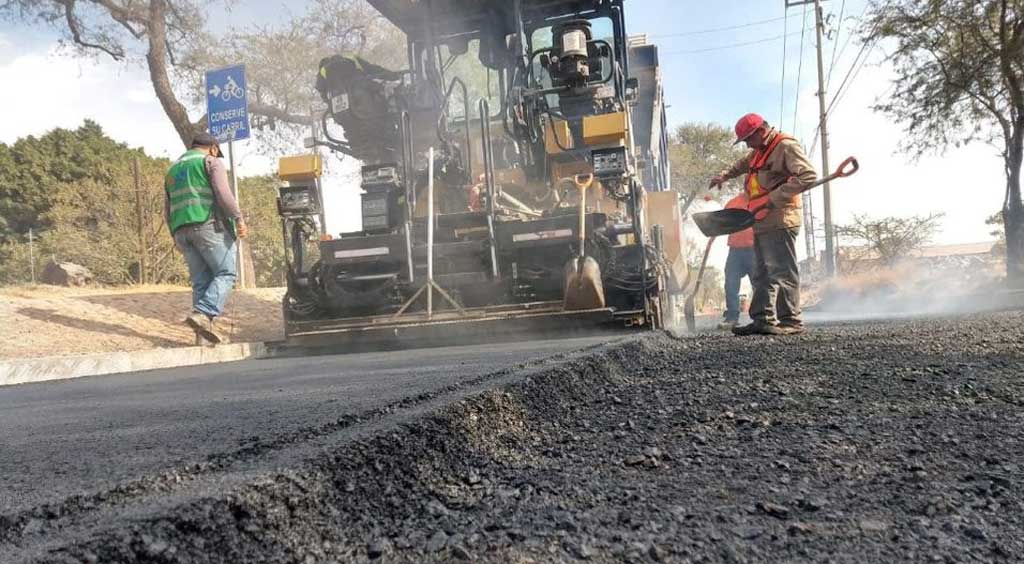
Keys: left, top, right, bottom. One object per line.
{"left": 41, "top": 160, "right": 187, "bottom": 284}
{"left": 0, "top": 130, "right": 188, "bottom": 285}
{"left": 987, "top": 211, "right": 1008, "bottom": 255}
{"left": 0, "top": 123, "right": 288, "bottom": 286}
{"left": 667, "top": 122, "right": 747, "bottom": 216}
{"left": 1, "top": 0, "right": 404, "bottom": 150}
{"left": 836, "top": 213, "right": 945, "bottom": 266}
{"left": 238, "top": 175, "right": 286, "bottom": 287}
{"left": 0, "top": 121, "right": 133, "bottom": 245}
{"left": 864, "top": 0, "right": 1024, "bottom": 286}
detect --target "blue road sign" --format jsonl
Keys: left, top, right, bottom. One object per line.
{"left": 206, "top": 64, "right": 250, "bottom": 142}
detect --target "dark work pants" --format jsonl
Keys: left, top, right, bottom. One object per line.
{"left": 750, "top": 227, "right": 802, "bottom": 327}
{"left": 723, "top": 246, "right": 755, "bottom": 323}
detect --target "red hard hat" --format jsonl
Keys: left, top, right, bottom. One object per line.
{"left": 734, "top": 113, "right": 766, "bottom": 144}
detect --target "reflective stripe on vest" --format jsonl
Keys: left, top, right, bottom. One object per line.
{"left": 165, "top": 149, "right": 214, "bottom": 232}
{"left": 744, "top": 133, "right": 791, "bottom": 199}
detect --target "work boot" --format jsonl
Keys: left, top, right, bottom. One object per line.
{"left": 717, "top": 320, "right": 738, "bottom": 331}
{"left": 778, "top": 323, "right": 806, "bottom": 335}
{"left": 732, "top": 322, "right": 784, "bottom": 336}
{"left": 185, "top": 311, "right": 222, "bottom": 344}
{"left": 208, "top": 317, "right": 228, "bottom": 344}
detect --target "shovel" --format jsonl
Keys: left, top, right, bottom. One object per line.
{"left": 563, "top": 174, "right": 606, "bottom": 311}
{"left": 683, "top": 236, "right": 716, "bottom": 332}
{"left": 693, "top": 156, "right": 860, "bottom": 238}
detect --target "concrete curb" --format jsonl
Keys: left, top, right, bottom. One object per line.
{"left": 0, "top": 342, "right": 268, "bottom": 386}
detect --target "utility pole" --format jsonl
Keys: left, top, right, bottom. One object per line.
{"left": 786, "top": 0, "right": 835, "bottom": 275}
{"left": 133, "top": 157, "right": 146, "bottom": 285}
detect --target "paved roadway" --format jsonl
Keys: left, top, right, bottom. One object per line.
{"left": 0, "top": 336, "right": 614, "bottom": 515}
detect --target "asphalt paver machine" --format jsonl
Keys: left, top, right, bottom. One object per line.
{"left": 275, "top": 0, "right": 688, "bottom": 349}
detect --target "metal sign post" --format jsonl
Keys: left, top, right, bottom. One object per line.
{"left": 226, "top": 138, "right": 244, "bottom": 288}
{"left": 206, "top": 64, "right": 251, "bottom": 287}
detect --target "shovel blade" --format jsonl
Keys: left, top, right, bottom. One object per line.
{"left": 693, "top": 209, "right": 756, "bottom": 238}
{"left": 563, "top": 256, "right": 606, "bottom": 311}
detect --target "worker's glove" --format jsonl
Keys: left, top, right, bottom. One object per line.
{"left": 236, "top": 219, "right": 249, "bottom": 239}
{"left": 708, "top": 174, "right": 726, "bottom": 189}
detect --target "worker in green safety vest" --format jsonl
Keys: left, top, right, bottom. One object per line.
{"left": 164, "top": 132, "right": 248, "bottom": 344}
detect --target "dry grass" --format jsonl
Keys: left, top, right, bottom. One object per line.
{"left": 0, "top": 285, "right": 285, "bottom": 360}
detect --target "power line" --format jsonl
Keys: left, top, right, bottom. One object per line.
{"left": 807, "top": 42, "right": 875, "bottom": 158}
{"left": 827, "top": 2, "right": 869, "bottom": 89}
{"left": 826, "top": 38, "right": 875, "bottom": 116}
{"left": 650, "top": 14, "right": 790, "bottom": 38}
{"left": 828, "top": 42, "right": 877, "bottom": 116}
{"left": 660, "top": 28, "right": 812, "bottom": 56}
{"left": 780, "top": 7, "right": 790, "bottom": 126}
{"left": 792, "top": 2, "right": 810, "bottom": 135}
{"left": 826, "top": 0, "right": 847, "bottom": 86}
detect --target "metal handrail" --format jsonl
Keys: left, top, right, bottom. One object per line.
{"left": 478, "top": 98, "right": 500, "bottom": 279}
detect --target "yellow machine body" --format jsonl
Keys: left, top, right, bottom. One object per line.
{"left": 582, "top": 111, "right": 628, "bottom": 146}
{"left": 278, "top": 154, "right": 323, "bottom": 182}
{"left": 544, "top": 117, "right": 574, "bottom": 154}
{"left": 645, "top": 191, "right": 689, "bottom": 293}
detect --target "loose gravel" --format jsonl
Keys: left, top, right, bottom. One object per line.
{"left": 4, "top": 311, "right": 1024, "bottom": 563}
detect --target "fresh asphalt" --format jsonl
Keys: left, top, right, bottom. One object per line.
{"left": 0, "top": 336, "right": 614, "bottom": 515}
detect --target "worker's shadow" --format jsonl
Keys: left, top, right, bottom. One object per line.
{"left": 15, "top": 307, "right": 183, "bottom": 349}
{"left": 79, "top": 292, "right": 285, "bottom": 343}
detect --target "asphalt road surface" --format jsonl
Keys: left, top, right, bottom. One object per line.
{"left": 0, "top": 336, "right": 615, "bottom": 515}
{"left": 3, "top": 311, "right": 1023, "bottom": 563}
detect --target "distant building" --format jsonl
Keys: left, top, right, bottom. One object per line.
{"left": 835, "top": 241, "right": 1000, "bottom": 273}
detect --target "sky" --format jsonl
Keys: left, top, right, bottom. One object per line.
{"left": 0, "top": 0, "right": 1007, "bottom": 273}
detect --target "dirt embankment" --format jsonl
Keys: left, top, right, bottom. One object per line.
{"left": 4, "top": 313, "right": 1023, "bottom": 563}
{"left": 0, "top": 285, "right": 285, "bottom": 360}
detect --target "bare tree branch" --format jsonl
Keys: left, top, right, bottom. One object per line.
{"left": 60, "top": 0, "right": 125, "bottom": 59}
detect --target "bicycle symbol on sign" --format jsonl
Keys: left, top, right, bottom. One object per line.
{"left": 221, "top": 76, "right": 244, "bottom": 101}
{"left": 209, "top": 76, "right": 245, "bottom": 102}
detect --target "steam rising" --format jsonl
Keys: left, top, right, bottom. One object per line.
{"left": 804, "top": 255, "right": 1015, "bottom": 321}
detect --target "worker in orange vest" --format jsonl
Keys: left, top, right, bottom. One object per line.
{"left": 709, "top": 113, "right": 817, "bottom": 336}
{"left": 718, "top": 193, "right": 755, "bottom": 330}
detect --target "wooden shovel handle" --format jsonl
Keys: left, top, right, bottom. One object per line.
{"left": 574, "top": 174, "right": 592, "bottom": 259}
{"left": 574, "top": 173, "right": 594, "bottom": 190}
{"left": 833, "top": 156, "right": 859, "bottom": 178}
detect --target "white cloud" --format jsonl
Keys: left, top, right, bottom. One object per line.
{"left": 123, "top": 87, "right": 157, "bottom": 105}
{"left": 0, "top": 49, "right": 183, "bottom": 160}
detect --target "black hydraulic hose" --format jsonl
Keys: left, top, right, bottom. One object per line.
{"left": 611, "top": 3, "right": 629, "bottom": 95}
{"left": 319, "top": 112, "right": 358, "bottom": 156}
{"left": 503, "top": 65, "right": 520, "bottom": 141}
{"left": 545, "top": 111, "right": 573, "bottom": 153}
